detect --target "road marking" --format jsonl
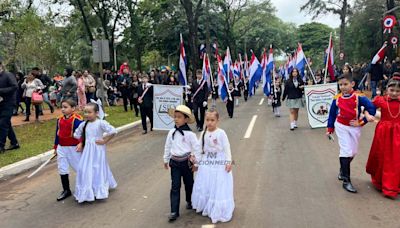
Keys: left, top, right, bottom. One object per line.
{"left": 259, "top": 98, "right": 264, "bottom": 105}
{"left": 244, "top": 115, "right": 258, "bottom": 139}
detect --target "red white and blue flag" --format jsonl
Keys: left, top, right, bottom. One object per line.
{"left": 202, "top": 53, "right": 212, "bottom": 90}
{"left": 178, "top": 33, "right": 187, "bottom": 86}
{"left": 264, "top": 47, "right": 274, "bottom": 96}
{"left": 223, "top": 47, "right": 233, "bottom": 81}
{"left": 248, "top": 51, "right": 263, "bottom": 96}
{"left": 324, "top": 33, "right": 335, "bottom": 81}
{"left": 233, "top": 61, "right": 241, "bottom": 79}
{"left": 217, "top": 54, "right": 229, "bottom": 102}
{"left": 296, "top": 43, "right": 306, "bottom": 80}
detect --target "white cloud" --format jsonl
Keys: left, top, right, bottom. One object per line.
{"left": 272, "top": 0, "right": 341, "bottom": 28}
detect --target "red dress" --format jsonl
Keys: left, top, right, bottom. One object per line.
{"left": 366, "top": 95, "right": 400, "bottom": 198}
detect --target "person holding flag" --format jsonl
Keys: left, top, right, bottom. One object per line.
{"left": 191, "top": 69, "right": 209, "bottom": 131}
{"left": 367, "top": 42, "right": 387, "bottom": 99}
{"left": 217, "top": 52, "right": 231, "bottom": 103}
{"left": 239, "top": 53, "right": 249, "bottom": 101}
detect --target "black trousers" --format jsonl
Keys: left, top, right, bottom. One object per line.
{"left": 130, "top": 97, "right": 139, "bottom": 116}
{"left": 140, "top": 105, "right": 153, "bottom": 131}
{"left": 244, "top": 90, "right": 249, "bottom": 101}
{"left": 25, "top": 97, "right": 40, "bottom": 119}
{"left": 340, "top": 157, "right": 353, "bottom": 180}
{"left": 193, "top": 102, "right": 206, "bottom": 128}
{"left": 169, "top": 159, "right": 194, "bottom": 215}
{"left": 226, "top": 98, "right": 234, "bottom": 118}
{"left": 122, "top": 94, "right": 129, "bottom": 112}
{"left": 0, "top": 105, "right": 18, "bottom": 149}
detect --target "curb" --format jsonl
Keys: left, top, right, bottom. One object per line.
{"left": 0, "top": 119, "right": 143, "bottom": 179}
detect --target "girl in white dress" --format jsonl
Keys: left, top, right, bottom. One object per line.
{"left": 74, "top": 101, "right": 117, "bottom": 203}
{"left": 192, "top": 108, "right": 235, "bottom": 223}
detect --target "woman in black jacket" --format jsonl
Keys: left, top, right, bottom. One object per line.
{"left": 282, "top": 68, "right": 305, "bottom": 130}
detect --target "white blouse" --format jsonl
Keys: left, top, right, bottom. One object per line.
{"left": 74, "top": 119, "right": 117, "bottom": 142}
{"left": 198, "top": 128, "right": 232, "bottom": 162}
{"left": 21, "top": 79, "right": 44, "bottom": 98}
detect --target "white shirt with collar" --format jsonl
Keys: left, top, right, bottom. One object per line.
{"left": 163, "top": 128, "right": 201, "bottom": 163}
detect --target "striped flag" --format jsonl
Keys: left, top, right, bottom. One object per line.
{"left": 178, "top": 33, "right": 187, "bottom": 86}
{"left": 324, "top": 33, "right": 335, "bottom": 82}
{"left": 371, "top": 41, "right": 388, "bottom": 64}
{"left": 202, "top": 53, "right": 212, "bottom": 90}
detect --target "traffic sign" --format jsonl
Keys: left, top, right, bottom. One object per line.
{"left": 92, "top": 40, "right": 110, "bottom": 63}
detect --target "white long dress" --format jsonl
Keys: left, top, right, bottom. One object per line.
{"left": 192, "top": 128, "right": 235, "bottom": 223}
{"left": 74, "top": 119, "right": 118, "bottom": 203}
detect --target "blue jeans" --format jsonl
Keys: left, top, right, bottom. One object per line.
{"left": 371, "top": 81, "right": 378, "bottom": 99}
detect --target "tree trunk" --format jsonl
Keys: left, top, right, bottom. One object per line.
{"left": 136, "top": 48, "right": 142, "bottom": 72}
{"left": 339, "top": 0, "right": 347, "bottom": 58}
{"left": 205, "top": 0, "right": 211, "bottom": 58}
{"left": 75, "top": 0, "right": 94, "bottom": 43}
{"left": 180, "top": 0, "right": 203, "bottom": 76}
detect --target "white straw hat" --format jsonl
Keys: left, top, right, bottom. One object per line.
{"left": 168, "top": 105, "right": 195, "bottom": 124}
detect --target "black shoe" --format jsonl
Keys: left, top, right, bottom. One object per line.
{"left": 40, "top": 112, "right": 44, "bottom": 116}
{"left": 168, "top": 213, "right": 179, "bottom": 222}
{"left": 343, "top": 179, "right": 357, "bottom": 193}
{"left": 57, "top": 190, "right": 72, "bottom": 201}
{"left": 6, "top": 144, "right": 20, "bottom": 151}
{"left": 338, "top": 169, "right": 344, "bottom": 181}
{"left": 186, "top": 202, "right": 193, "bottom": 209}
{"left": 0, "top": 148, "right": 5, "bottom": 154}
{"left": 142, "top": 130, "right": 147, "bottom": 134}
{"left": 50, "top": 106, "right": 55, "bottom": 113}
{"left": 150, "top": 128, "right": 153, "bottom": 131}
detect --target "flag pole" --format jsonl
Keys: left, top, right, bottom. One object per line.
{"left": 324, "top": 32, "right": 332, "bottom": 84}
{"left": 207, "top": 53, "right": 214, "bottom": 88}
{"left": 269, "top": 45, "right": 277, "bottom": 99}
{"left": 238, "top": 53, "right": 247, "bottom": 90}
{"left": 304, "top": 55, "right": 316, "bottom": 84}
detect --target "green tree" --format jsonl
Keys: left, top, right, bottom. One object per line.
{"left": 301, "top": 0, "right": 351, "bottom": 58}
{"left": 345, "top": 0, "right": 386, "bottom": 63}
{"left": 297, "top": 22, "right": 333, "bottom": 67}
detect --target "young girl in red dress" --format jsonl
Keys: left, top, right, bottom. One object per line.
{"left": 366, "top": 75, "right": 400, "bottom": 198}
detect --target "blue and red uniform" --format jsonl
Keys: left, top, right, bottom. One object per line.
{"left": 54, "top": 113, "right": 83, "bottom": 149}
{"left": 327, "top": 91, "right": 376, "bottom": 133}
{"left": 326, "top": 90, "right": 377, "bottom": 193}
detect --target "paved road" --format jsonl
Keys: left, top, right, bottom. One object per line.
{"left": 1, "top": 91, "right": 399, "bottom": 228}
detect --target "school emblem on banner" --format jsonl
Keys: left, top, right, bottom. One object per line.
{"left": 153, "top": 85, "right": 183, "bottom": 130}
{"left": 304, "top": 84, "right": 338, "bottom": 128}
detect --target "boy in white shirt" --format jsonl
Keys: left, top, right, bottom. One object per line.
{"left": 163, "top": 105, "right": 201, "bottom": 222}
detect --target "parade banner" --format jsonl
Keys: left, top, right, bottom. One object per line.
{"left": 153, "top": 85, "right": 183, "bottom": 130}
{"left": 304, "top": 83, "right": 338, "bottom": 129}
